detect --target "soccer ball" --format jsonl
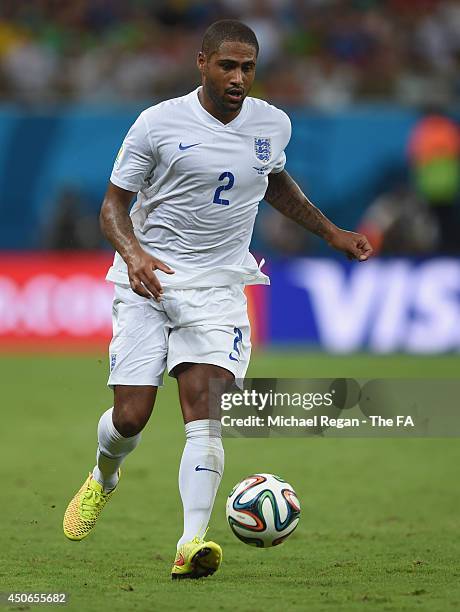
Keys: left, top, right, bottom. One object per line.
{"left": 226, "top": 473, "right": 301, "bottom": 547}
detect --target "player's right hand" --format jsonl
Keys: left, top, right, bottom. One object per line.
{"left": 126, "top": 249, "right": 175, "bottom": 300}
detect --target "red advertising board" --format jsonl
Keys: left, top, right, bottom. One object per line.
{"left": 0, "top": 252, "right": 114, "bottom": 351}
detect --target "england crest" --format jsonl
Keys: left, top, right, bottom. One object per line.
{"left": 254, "top": 137, "right": 271, "bottom": 163}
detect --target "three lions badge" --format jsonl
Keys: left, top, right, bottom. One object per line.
{"left": 254, "top": 137, "right": 271, "bottom": 163}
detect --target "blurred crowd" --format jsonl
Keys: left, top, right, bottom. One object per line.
{"left": 1, "top": 0, "right": 460, "bottom": 108}
{"left": 357, "top": 112, "right": 460, "bottom": 255}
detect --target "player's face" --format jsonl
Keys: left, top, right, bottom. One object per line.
{"left": 197, "top": 42, "right": 257, "bottom": 121}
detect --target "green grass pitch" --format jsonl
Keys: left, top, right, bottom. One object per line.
{"left": 1, "top": 351, "right": 459, "bottom": 611}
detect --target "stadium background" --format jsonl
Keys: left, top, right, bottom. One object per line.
{"left": 1, "top": 2, "right": 460, "bottom": 611}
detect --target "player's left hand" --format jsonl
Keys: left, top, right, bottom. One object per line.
{"left": 327, "top": 228, "right": 373, "bottom": 261}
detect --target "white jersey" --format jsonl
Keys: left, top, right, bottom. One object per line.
{"left": 107, "top": 86, "right": 291, "bottom": 288}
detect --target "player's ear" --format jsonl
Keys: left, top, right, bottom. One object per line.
{"left": 197, "top": 51, "right": 206, "bottom": 73}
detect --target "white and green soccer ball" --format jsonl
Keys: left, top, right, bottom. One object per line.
{"left": 226, "top": 473, "right": 301, "bottom": 547}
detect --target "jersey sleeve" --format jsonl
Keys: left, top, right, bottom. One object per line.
{"left": 271, "top": 110, "right": 292, "bottom": 174}
{"left": 271, "top": 151, "right": 286, "bottom": 174}
{"left": 110, "top": 112, "right": 155, "bottom": 192}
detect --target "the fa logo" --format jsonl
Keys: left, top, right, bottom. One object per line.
{"left": 254, "top": 137, "right": 271, "bottom": 162}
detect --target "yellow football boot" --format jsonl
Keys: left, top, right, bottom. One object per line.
{"left": 171, "top": 536, "right": 222, "bottom": 580}
{"left": 63, "top": 472, "right": 118, "bottom": 541}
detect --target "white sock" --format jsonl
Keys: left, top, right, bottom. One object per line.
{"left": 92, "top": 408, "right": 141, "bottom": 492}
{"left": 177, "top": 419, "right": 224, "bottom": 548}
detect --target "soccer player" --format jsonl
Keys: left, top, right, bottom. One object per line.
{"left": 63, "top": 20, "right": 372, "bottom": 579}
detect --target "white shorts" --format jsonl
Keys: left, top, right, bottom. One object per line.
{"left": 107, "top": 283, "right": 251, "bottom": 388}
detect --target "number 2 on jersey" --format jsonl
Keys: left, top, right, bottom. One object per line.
{"left": 213, "top": 171, "right": 234, "bottom": 206}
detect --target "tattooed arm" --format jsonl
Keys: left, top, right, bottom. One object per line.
{"left": 264, "top": 170, "right": 373, "bottom": 261}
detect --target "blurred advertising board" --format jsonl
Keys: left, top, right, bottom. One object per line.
{"left": 0, "top": 253, "right": 459, "bottom": 353}
{"left": 0, "top": 253, "right": 113, "bottom": 350}
{"left": 268, "top": 258, "right": 460, "bottom": 353}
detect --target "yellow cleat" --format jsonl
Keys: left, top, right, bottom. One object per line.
{"left": 171, "top": 537, "right": 222, "bottom": 580}
{"left": 63, "top": 472, "right": 118, "bottom": 541}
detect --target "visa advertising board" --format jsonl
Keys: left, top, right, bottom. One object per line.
{"left": 268, "top": 258, "right": 460, "bottom": 353}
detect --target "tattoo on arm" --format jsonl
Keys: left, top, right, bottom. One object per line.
{"left": 264, "top": 170, "right": 336, "bottom": 239}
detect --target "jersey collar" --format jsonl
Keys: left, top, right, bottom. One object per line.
{"left": 189, "top": 86, "right": 249, "bottom": 130}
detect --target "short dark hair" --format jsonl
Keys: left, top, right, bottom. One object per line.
{"left": 201, "top": 19, "right": 259, "bottom": 58}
